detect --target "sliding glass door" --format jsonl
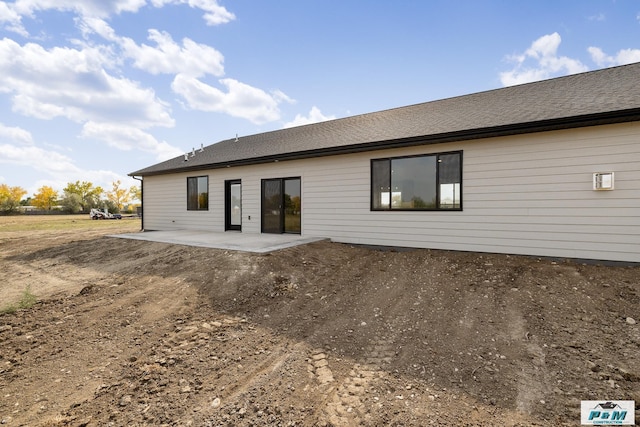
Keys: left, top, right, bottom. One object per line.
{"left": 262, "top": 179, "right": 282, "bottom": 233}
{"left": 261, "top": 177, "right": 300, "bottom": 234}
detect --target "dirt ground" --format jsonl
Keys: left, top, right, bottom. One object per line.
{"left": 1, "top": 217, "right": 639, "bottom": 426}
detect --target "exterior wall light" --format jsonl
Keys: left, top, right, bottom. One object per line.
{"left": 593, "top": 172, "right": 614, "bottom": 190}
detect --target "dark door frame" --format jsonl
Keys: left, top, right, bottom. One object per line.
{"left": 225, "top": 179, "right": 242, "bottom": 231}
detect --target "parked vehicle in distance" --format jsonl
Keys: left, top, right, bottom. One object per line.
{"left": 90, "top": 208, "right": 122, "bottom": 220}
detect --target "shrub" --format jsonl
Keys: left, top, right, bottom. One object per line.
{"left": 1, "top": 286, "right": 37, "bottom": 314}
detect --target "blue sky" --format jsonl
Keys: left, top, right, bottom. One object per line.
{"left": 1, "top": 1, "right": 639, "bottom": 198}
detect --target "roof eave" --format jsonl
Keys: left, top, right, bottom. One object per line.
{"left": 129, "top": 108, "right": 640, "bottom": 177}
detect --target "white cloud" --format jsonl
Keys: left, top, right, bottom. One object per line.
{"left": 283, "top": 106, "right": 336, "bottom": 128}
{"left": 0, "top": 123, "right": 33, "bottom": 145}
{"left": 78, "top": 16, "right": 118, "bottom": 40}
{"left": 0, "top": 143, "right": 81, "bottom": 176}
{"left": 588, "top": 13, "right": 605, "bottom": 22}
{"left": 171, "top": 74, "right": 287, "bottom": 124}
{"left": 588, "top": 46, "right": 608, "bottom": 66}
{"left": 67, "top": 6, "right": 285, "bottom": 126}
{"left": 12, "top": 0, "right": 235, "bottom": 25}
{"left": 4, "top": 0, "right": 234, "bottom": 36}
{"left": 271, "top": 89, "right": 296, "bottom": 105}
{"left": 11, "top": 0, "right": 147, "bottom": 19}
{"left": 588, "top": 46, "right": 640, "bottom": 67}
{"left": 0, "top": 2, "right": 28, "bottom": 36}
{"left": 0, "top": 2, "right": 19, "bottom": 22}
{"left": 79, "top": 18, "right": 225, "bottom": 78}
{"left": 149, "top": 0, "right": 235, "bottom": 25}
{"left": 500, "top": 33, "right": 589, "bottom": 86}
{"left": 119, "top": 29, "right": 225, "bottom": 77}
{"left": 81, "top": 121, "right": 183, "bottom": 160}
{"left": 0, "top": 142, "right": 134, "bottom": 193}
{"left": 0, "top": 38, "right": 174, "bottom": 128}
{"left": 79, "top": 16, "right": 286, "bottom": 125}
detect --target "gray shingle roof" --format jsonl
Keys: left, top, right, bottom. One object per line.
{"left": 131, "top": 63, "right": 640, "bottom": 176}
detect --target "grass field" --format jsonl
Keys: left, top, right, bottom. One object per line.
{"left": 0, "top": 214, "right": 141, "bottom": 232}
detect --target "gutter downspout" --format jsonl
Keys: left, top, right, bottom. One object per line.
{"left": 131, "top": 176, "right": 143, "bottom": 231}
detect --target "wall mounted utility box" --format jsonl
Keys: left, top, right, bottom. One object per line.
{"left": 593, "top": 172, "right": 614, "bottom": 190}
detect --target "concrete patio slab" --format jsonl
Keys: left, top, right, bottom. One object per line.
{"left": 110, "top": 230, "right": 328, "bottom": 253}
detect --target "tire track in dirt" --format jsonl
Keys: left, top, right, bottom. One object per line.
{"left": 507, "top": 306, "right": 548, "bottom": 414}
{"left": 318, "top": 337, "right": 396, "bottom": 426}
{"left": 308, "top": 350, "right": 334, "bottom": 385}
{"left": 221, "top": 342, "right": 300, "bottom": 403}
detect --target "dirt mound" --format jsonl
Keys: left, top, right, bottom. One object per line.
{"left": 1, "top": 224, "right": 639, "bottom": 426}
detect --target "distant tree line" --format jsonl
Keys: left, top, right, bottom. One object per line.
{"left": 0, "top": 180, "right": 141, "bottom": 215}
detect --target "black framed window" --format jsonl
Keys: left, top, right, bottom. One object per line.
{"left": 371, "top": 151, "right": 462, "bottom": 211}
{"left": 187, "top": 176, "right": 208, "bottom": 210}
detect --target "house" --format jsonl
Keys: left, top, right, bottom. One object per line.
{"left": 130, "top": 63, "right": 640, "bottom": 263}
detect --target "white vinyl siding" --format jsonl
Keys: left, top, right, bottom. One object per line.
{"left": 142, "top": 122, "right": 640, "bottom": 262}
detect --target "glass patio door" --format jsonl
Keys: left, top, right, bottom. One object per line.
{"left": 261, "top": 179, "right": 281, "bottom": 233}
{"left": 261, "top": 177, "right": 301, "bottom": 234}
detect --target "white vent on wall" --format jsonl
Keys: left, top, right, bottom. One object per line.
{"left": 593, "top": 172, "right": 614, "bottom": 190}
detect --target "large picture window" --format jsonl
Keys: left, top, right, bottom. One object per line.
{"left": 187, "top": 176, "right": 209, "bottom": 210}
{"left": 371, "top": 151, "right": 461, "bottom": 211}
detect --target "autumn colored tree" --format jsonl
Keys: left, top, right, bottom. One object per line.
{"left": 129, "top": 185, "right": 141, "bottom": 203}
{"left": 32, "top": 186, "right": 59, "bottom": 210}
{"left": 0, "top": 184, "right": 27, "bottom": 214}
{"left": 106, "top": 180, "right": 131, "bottom": 212}
{"left": 62, "top": 181, "right": 103, "bottom": 212}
